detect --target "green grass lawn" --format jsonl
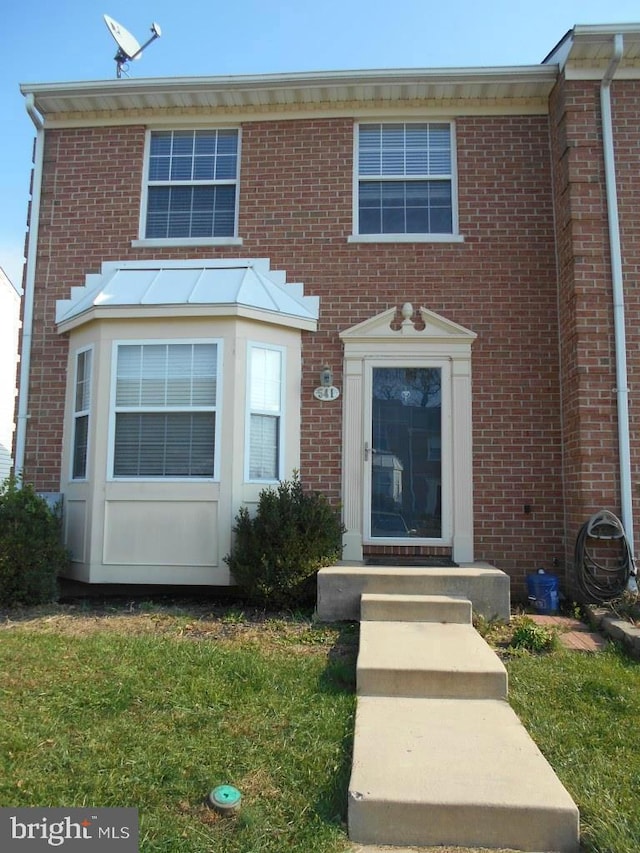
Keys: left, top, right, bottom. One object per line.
{"left": 0, "top": 605, "right": 357, "bottom": 852}
{"left": 2, "top": 603, "right": 640, "bottom": 853}
{"left": 506, "top": 643, "right": 640, "bottom": 853}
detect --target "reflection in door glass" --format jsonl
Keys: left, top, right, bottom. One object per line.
{"left": 371, "top": 367, "right": 441, "bottom": 538}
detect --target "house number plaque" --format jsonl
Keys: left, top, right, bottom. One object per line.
{"left": 313, "top": 386, "right": 340, "bottom": 401}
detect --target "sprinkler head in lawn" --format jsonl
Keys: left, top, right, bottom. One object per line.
{"left": 207, "top": 784, "right": 242, "bottom": 816}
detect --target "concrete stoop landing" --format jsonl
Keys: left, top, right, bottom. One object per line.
{"left": 316, "top": 563, "right": 511, "bottom": 623}
{"left": 347, "top": 591, "right": 580, "bottom": 852}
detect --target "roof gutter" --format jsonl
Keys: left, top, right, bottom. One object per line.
{"left": 14, "top": 94, "right": 44, "bottom": 482}
{"left": 600, "top": 35, "right": 636, "bottom": 566}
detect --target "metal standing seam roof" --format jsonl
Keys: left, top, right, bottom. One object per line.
{"left": 55, "top": 260, "right": 319, "bottom": 331}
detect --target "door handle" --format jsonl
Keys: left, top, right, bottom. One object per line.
{"left": 364, "top": 442, "right": 369, "bottom": 461}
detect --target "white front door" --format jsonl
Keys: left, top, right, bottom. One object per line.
{"left": 364, "top": 362, "right": 451, "bottom": 546}
{"left": 340, "top": 305, "right": 476, "bottom": 564}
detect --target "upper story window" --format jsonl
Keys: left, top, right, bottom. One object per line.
{"left": 111, "top": 341, "right": 220, "bottom": 479}
{"left": 143, "top": 130, "right": 239, "bottom": 240}
{"left": 72, "top": 347, "right": 92, "bottom": 480}
{"left": 355, "top": 122, "right": 456, "bottom": 237}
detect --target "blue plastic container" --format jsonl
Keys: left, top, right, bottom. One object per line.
{"left": 527, "top": 571, "right": 559, "bottom": 615}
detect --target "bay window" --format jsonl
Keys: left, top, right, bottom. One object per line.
{"left": 247, "top": 344, "right": 284, "bottom": 481}
{"left": 112, "top": 341, "right": 219, "bottom": 478}
{"left": 72, "top": 347, "right": 92, "bottom": 480}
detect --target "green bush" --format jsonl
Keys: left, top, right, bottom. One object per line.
{"left": 0, "top": 477, "right": 69, "bottom": 607}
{"left": 225, "top": 473, "right": 345, "bottom": 609}
{"left": 509, "top": 616, "right": 558, "bottom": 653}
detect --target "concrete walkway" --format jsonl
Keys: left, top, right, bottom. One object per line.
{"left": 348, "top": 593, "right": 580, "bottom": 852}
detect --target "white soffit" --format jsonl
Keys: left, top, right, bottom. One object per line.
{"left": 543, "top": 23, "right": 640, "bottom": 74}
{"left": 56, "top": 259, "right": 319, "bottom": 331}
{"left": 21, "top": 66, "right": 558, "bottom": 122}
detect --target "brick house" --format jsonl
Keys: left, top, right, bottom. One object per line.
{"left": 15, "top": 24, "right": 640, "bottom": 601}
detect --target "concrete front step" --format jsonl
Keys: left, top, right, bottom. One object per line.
{"left": 349, "top": 696, "right": 580, "bottom": 852}
{"left": 360, "top": 592, "right": 472, "bottom": 624}
{"left": 357, "top": 620, "right": 507, "bottom": 700}
{"left": 316, "top": 564, "right": 510, "bottom": 622}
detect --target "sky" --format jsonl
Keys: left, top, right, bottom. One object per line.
{"left": 1, "top": 0, "right": 639, "bottom": 291}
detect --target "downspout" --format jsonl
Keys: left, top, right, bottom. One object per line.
{"left": 600, "top": 34, "right": 636, "bottom": 572}
{"left": 14, "top": 93, "right": 44, "bottom": 481}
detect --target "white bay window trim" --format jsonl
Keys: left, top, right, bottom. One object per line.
{"left": 107, "top": 339, "right": 223, "bottom": 481}
{"left": 245, "top": 342, "right": 285, "bottom": 482}
{"left": 71, "top": 345, "right": 93, "bottom": 481}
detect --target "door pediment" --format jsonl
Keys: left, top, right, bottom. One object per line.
{"left": 340, "top": 304, "right": 476, "bottom": 346}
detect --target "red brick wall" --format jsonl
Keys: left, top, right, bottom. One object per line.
{"left": 22, "top": 113, "right": 565, "bottom": 595}
{"left": 549, "top": 75, "right": 640, "bottom": 594}
{"left": 616, "top": 82, "right": 640, "bottom": 569}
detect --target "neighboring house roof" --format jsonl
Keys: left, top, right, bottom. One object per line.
{"left": 55, "top": 259, "right": 319, "bottom": 333}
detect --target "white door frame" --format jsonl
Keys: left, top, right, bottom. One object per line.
{"left": 340, "top": 304, "right": 476, "bottom": 564}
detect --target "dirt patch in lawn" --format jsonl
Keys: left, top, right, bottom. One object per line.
{"left": 0, "top": 597, "right": 358, "bottom": 658}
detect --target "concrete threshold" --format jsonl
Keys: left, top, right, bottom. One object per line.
{"left": 349, "top": 696, "right": 580, "bottom": 852}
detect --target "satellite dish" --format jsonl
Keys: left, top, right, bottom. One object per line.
{"left": 104, "top": 14, "right": 162, "bottom": 78}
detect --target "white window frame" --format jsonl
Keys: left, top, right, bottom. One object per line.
{"left": 245, "top": 342, "right": 286, "bottom": 483}
{"left": 71, "top": 345, "right": 93, "bottom": 481}
{"left": 107, "top": 338, "right": 223, "bottom": 481}
{"left": 136, "top": 128, "right": 242, "bottom": 247}
{"left": 349, "top": 120, "right": 462, "bottom": 244}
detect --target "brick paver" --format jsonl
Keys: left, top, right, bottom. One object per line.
{"left": 529, "top": 614, "right": 608, "bottom": 651}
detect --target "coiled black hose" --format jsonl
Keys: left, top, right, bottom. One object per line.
{"left": 574, "top": 510, "right": 636, "bottom": 603}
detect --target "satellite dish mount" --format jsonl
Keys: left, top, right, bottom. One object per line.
{"left": 104, "top": 15, "right": 162, "bottom": 78}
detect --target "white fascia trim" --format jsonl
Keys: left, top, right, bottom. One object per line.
{"left": 20, "top": 66, "right": 556, "bottom": 97}
{"left": 57, "top": 304, "right": 318, "bottom": 336}
{"left": 564, "top": 66, "right": 640, "bottom": 81}
{"left": 573, "top": 23, "right": 640, "bottom": 37}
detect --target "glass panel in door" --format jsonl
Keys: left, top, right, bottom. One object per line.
{"left": 370, "top": 367, "right": 441, "bottom": 538}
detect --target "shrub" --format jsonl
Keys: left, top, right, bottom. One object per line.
{"left": 225, "top": 473, "right": 344, "bottom": 609}
{"left": 0, "top": 477, "right": 69, "bottom": 607}
{"left": 509, "top": 616, "right": 558, "bottom": 654}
